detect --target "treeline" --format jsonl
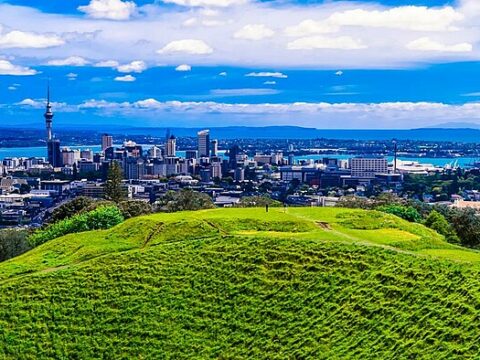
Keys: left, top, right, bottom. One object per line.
{"left": 338, "top": 194, "right": 479, "bottom": 248}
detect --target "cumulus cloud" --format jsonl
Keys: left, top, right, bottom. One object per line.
{"left": 0, "top": 60, "right": 37, "bottom": 75}
{"left": 175, "top": 64, "right": 192, "bottom": 71}
{"left": 114, "top": 74, "right": 136, "bottom": 81}
{"left": 117, "top": 60, "right": 147, "bottom": 73}
{"left": 285, "top": 20, "right": 338, "bottom": 37}
{"left": 0, "top": 30, "right": 64, "bottom": 49}
{"left": 245, "top": 72, "right": 287, "bottom": 78}
{"left": 47, "top": 56, "right": 89, "bottom": 66}
{"left": 335, "top": 71, "right": 343, "bottom": 76}
{"left": 157, "top": 39, "right": 213, "bottom": 55}
{"left": 234, "top": 24, "right": 275, "bottom": 40}
{"left": 162, "top": 0, "right": 246, "bottom": 8}
{"left": 218, "top": 71, "right": 227, "bottom": 76}
{"left": 327, "top": 6, "right": 463, "bottom": 32}
{"left": 406, "top": 37, "right": 473, "bottom": 52}
{"left": 94, "top": 60, "right": 120, "bottom": 67}
{"left": 78, "top": 0, "right": 137, "bottom": 20}
{"left": 287, "top": 36, "right": 366, "bottom": 50}
{"left": 66, "top": 72, "right": 78, "bottom": 80}
{"left": 210, "top": 88, "right": 280, "bottom": 96}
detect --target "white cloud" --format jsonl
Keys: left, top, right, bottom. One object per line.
{"left": 285, "top": 20, "right": 338, "bottom": 37}
{"left": 117, "top": 60, "right": 147, "bottom": 73}
{"left": 335, "top": 70, "right": 343, "bottom": 76}
{"left": 234, "top": 24, "right": 275, "bottom": 40}
{"left": 328, "top": 6, "right": 463, "bottom": 32}
{"left": 245, "top": 72, "right": 287, "bottom": 78}
{"left": 17, "top": 98, "right": 42, "bottom": 107}
{"left": 406, "top": 37, "right": 473, "bottom": 52}
{"left": 94, "top": 60, "right": 120, "bottom": 67}
{"left": 287, "top": 36, "right": 366, "bottom": 50}
{"left": 0, "top": 30, "right": 64, "bottom": 49}
{"left": 47, "top": 56, "right": 89, "bottom": 66}
{"left": 0, "top": 60, "right": 37, "bottom": 75}
{"left": 210, "top": 88, "right": 280, "bottom": 96}
{"left": 219, "top": 71, "right": 227, "bottom": 76}
{"left": 66, "top": 72, "right": 78, "bottom": 80}
{"left": 114, "top": 74, "right": 136, "bottom": 81}
{"left": 162, "top": 0, "right": 246, "bottom": 8}
{"left": 157, "top": 39, "right": 213, "bottom": 55}
{"left": 78, "top": 0, "right": 137, "bottom": 20}
{"left": 175, "top": 64, "right": 192, "bottom": 71}
{"left": 263, "top": 81, "right": 276, "bottom": 85}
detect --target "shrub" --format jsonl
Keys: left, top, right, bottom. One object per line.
{"left": 158, "top": 189, "right": 215, "bottom": 212}
{"left": 118, "top": 200, "right": 153, "bottom": 219}
{"left": 29, "top": 206, "right": 124, "bottom": 247}
{"left": 376, "top": 204, "right": 422, "bottom": 223}
{"left": 424, "top": 210, "right": 460, "bottom": 244}
{"left": 0, "top": 229, "right": 32, "bottom": 262}
{"left": 48, "top": 197, "right": 95, "bottom": 223}
{"left": 238, "top": 196, "right": 282, "bottom": 208}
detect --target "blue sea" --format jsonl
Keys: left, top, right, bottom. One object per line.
{"left": 0, "top": 146, "right": 477, "bottom": 168}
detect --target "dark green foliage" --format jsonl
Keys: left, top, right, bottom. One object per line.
{"left": 238, "top": 195, "right": 282, "bottom": 208}
{"left": 118, "top": 200, "right": 153, "bottom": 219}
{"left": 49, "top": 196, "right": 95, "bottom": 223}
{"left": 377, "top": 204, "right": 422, "bottom": 223}
{"left": 424, "top": 210, "right": 460, "bottom": 244}
{"left": 29, "top": 206, "right": 124, "bottom": 246}
{"left": 0, "top": 229, "right": 31, "bottom": 262}
{"left": 104, "top": 161, "right": 126, "bottom": 203}
{"left": 443, "top": 208, "right": 480, "bottom": 248}
{"left": 158, "top": 189, "right": 215, "bottom": 212}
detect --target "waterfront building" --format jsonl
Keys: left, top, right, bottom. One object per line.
{"left": 167, "top": 135, "right": 177, "bottom": 157}
{"left": 102, "top": 134, "right": 113, "bottom": 151}
{"left": 349, "top": 157, "right": 388, "bottom": 178}
{"left": 197, "top": 130, "right": 210, "bottom": 158}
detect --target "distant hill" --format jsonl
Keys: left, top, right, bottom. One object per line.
{"left": 421, "top": 122, "right": 480, "bottom": 129}
{"left": 1, "top": 207, "right": 480, "bottom": 358}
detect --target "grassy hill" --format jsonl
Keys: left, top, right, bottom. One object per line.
{"left": 1, "top": 207, "right": 480, "bottom": 358}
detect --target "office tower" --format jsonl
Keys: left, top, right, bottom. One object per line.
{"left": 228, "top": 145, "right": 240, "bottom": 169}
{"left": 349, "top": 157, "right": 388, "bottom": 178}
{"left": 185, "top": 150, "right": 198, "bottom": 159}
{"left": 197, "top": 130, "right": 210, "bottom": 157}
{"left": 81, "top": 149, "right": 93, "bottom": 161}
{"left": 148, "top": 145, "right": 162, "bottom": 159}
{"left": 167, "top": 135, "right": 176, "bottom": 157}
{"left": 102, "top": 134, "right": 113, "bottom": 151}
{"left": 47, "top": 140, "right": 62, "bottom": 167}
{"left": 211, "top": 139, "right": 218, "bottom": 156}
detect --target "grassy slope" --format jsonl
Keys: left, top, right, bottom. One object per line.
{"left": 1, "top": 208, "right": 480, "bottom": 358}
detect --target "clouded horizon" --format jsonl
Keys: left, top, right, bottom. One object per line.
{"left": 1, "top": 0, "right": 480, "bottom": 129}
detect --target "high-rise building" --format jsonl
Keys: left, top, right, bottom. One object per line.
{"left": 211, "top": 139, "right": 218, "bottom": 157}
{"left": 102, "top": 134, "right": 113, "bottom": 151}
{"left": 44, "top": 85, "right": 62, "bottom": 167}
{"left": 197, "top": 130, "right": 210, "bottom": 158}
{"left": 167, "top": 135, "right": 176, "bottom": 157}
{"left": 48, "top": 140, "right": 62, "bottom": 168}
{"left": 349, "top": 157, "right": 388, "bottom": 178}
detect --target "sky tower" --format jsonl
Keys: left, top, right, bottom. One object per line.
{"left": 44, "top": 84, "right": 53, "bottom": 141}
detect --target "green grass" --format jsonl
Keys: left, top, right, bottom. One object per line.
{"left": 1, "top": 207, "right": 480, "bottom": 358}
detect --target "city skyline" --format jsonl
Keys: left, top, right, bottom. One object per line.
{"left": 1, "top": 0, "right": 480, "bottom": 128}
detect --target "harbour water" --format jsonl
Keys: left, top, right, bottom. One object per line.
{"left": 0, "top": 146, "right": 477, "bottom": 168}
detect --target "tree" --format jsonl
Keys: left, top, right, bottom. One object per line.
{"left": 118, "top": 200, "right": 153, "bottom": 219}
{"left": 104, "top": 162, "right": 126, "bottom": 204}
{"left": 424, "top": 210, "right": 460, "bottom": 244}
{"left": 238, "top": 196, "right": 281, "bottom": 208}
{"left": 376, "top": 204, "right": 422, "bottom": 223}
{"left": 0, "top": 229, "right": 31, "bottom": 262}
{"left": 158, "top": 189, "right": 215, "bottom": 212}
{"left": 49, "top": 196, "right": 95, "bottom": 223}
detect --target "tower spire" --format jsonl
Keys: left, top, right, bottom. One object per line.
{"left": 44, "top": 82, "right": 53, "bottom": 141}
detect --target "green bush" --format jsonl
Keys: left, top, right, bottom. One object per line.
{"left": 118, "top": 200, "right": 153, "bottom": 219}
{"left": 29, "top": 206, "right": 124, "bottom": 247}
{"left": 376, "top": 204, "right": 422, "bottom": 223}
{"left": 424, "top": 210, "right": 460, "bottom": 244}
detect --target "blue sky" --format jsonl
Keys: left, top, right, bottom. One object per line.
{"left": 1, "top": 0, "right": 480, "bottom": 129}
